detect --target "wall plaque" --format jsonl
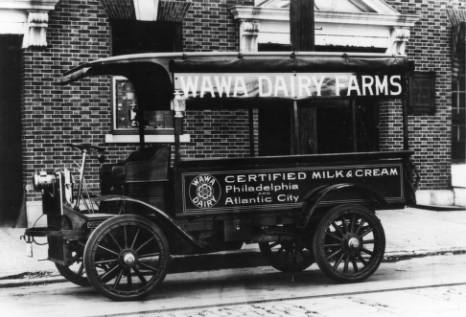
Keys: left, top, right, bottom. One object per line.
{"left": 409, "top": 72, "right": 436, "bottom": 115}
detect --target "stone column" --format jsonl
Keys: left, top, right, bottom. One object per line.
{"left": 238, "top": 20, "right": 259, "bottom": 52}
{"left": 386, "top": 27, "right": 410, "bottom": 56}
{"left": 22, "top": 12, "right": 50, "bottom": 48}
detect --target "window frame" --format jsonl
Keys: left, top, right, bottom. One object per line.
{"left": 106, "top": 76, "right": 190, "bottom": 143}
{"left": 452, "top": 75, "right": 466, "bottom": 162}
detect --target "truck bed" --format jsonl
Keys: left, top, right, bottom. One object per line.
{"left": 175, "top": 151, "right": 413, "bottom": 215}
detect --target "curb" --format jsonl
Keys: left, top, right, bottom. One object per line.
{"left": 384, "top": 248, "right": 466, "bottom": 262}
{"left": 413, "top": 204, "right": 466, "bottom": 212}
{"left": 0, "top": 275, "right": 64, "bottom": 288}
{"left": 2, "top": 248, "right": 466, "bottom": 288}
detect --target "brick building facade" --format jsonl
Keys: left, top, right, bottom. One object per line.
{"left": 386, "top": 0, "right": 454, "bottom": 190}
{"left": 0, "top": 0, "right": 465, "bottom": 225}
{"left": 22, "top": 0, "right": 255, "bottom": 199}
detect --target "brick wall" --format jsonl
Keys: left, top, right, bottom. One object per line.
{"left": 383, "top": 0, "right": 466, "bottom": 189}
{"left": 183, "top": 0, "right": 253, "bottom": 51}
{"left": 378, "top": 100, "right": 404, "bottom": 152}
{"left": 22, "top": 0, "right": 254, "bottom": 202}
{"left": 183, "top": 109, "right": 252, "bottom": 159}
{"left": 23, "top": 0, "right": 112, "bottom": 200}
{"left": 181, "top": 0, "right": 254, "bottom": 160}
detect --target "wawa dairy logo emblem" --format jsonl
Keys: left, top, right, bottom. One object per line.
{"left": 189, "top": 174, "right": 222, "bottom": 209}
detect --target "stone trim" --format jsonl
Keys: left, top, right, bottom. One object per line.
{"left": 386, "top": 27, "right": 411, "bottom": 56}
{"left": 239, "top": 20, "right": 259, "bottom": 52}
{"left": 100, "top": 0, "right": 191, "bottom": 22}
{"left": 231, "top": 4, "right": 419, "bottom": 55}
{"left": 0, "top": 0, "right": 60, "bottom": 48}
{"left": 105, "top": 134, "right": 191, "bottom": 143}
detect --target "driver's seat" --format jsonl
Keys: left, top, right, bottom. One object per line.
{"left": 100, "top": 146, "right": 170, "bottom": 209}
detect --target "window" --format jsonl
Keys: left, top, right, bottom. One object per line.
{"left": 107, "top": 19, "right": 184, "bottom": 143}
{"left": 113, "top": 77, "right": 173, "bottom": 133}
{"left": 452, "top": 74, "right": 466, "bottom": 162}
{"left": 111, "top": 20, "right": 181, "bottom": 54}
{"left": 452, "top": 22, "right": 466, "bottom": 162}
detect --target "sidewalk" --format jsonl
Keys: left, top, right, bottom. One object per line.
{"left": 1, "top": 207, "right": 466, "bottom": 285}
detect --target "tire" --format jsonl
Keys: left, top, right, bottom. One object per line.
{"left": 55, "top": 243, "right": 89, "bottom": 287}
{"left": 55, "top": 262, "right": 88, "bottom": 287}
{"left": 83, "top": 214, "right": 170, "bottom": 301}
{"left": 259, "top": 238, "right": 314, "bottom": 273}
{"left": 312, "top": 204, "right": 385, "bottom": 283}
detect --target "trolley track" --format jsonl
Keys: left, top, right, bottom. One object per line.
{"left": 92, "top": 280, "right": 466, "bottom": 317}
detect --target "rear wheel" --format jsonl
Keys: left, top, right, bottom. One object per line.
{"left": 312, "top": 204, "right": 385, "bottom": 282}
{"left": 84, "top": 214, "right": 169, "bottom": 301}
{"left": 259, "top": 238, "right": 313, "bottom": 273}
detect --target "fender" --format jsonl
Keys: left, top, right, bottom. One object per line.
{"left": 300, "top": 183, "right": 386, "bottom": 228}
{"left": 98, "top": 195, "right": 201, "bottom": 249}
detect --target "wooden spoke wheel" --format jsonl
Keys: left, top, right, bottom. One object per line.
{"left": 83, "top": 215, "right": 169, "bottom": 301}
{"left": 312, "top": 204, "right": 385, "bottom": 283}
{"left": 55, "top": 243, "right": 89, "bottom": 287}
{"left": 259, "top": 238, "right": 313, "bottom": 273}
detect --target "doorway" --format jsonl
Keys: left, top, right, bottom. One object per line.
{"left": 0, "top": 36, "right": 23, "bottom": 226}
{"left": 258, "top": 101, "right": 293, "bottom": 156}
{"left": 258, "top": 98, "right": 379, "bottom": 156}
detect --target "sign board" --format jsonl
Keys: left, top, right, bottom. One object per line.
{"left": 174, "top": 73, "right": 403, "bottom": 100}
{"left": 408, "top": 72, "right": 436, "bottom": 115}
{"left": 181, "top": 163, "right": 404, "bottom": 213}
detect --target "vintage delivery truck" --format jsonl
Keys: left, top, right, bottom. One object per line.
{"left": 24, "top": 51, "right": 417, "bottom": 300}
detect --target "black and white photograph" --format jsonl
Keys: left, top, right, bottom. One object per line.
{"left": 1, "top": 0, "right": 466, "bottom": 316}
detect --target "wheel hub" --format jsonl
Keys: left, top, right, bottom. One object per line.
{"left": 122, "top": 252, "right": 136, "bottom": 266}
{"left": 347, "top": 237, "right": 361, "bottom": 249}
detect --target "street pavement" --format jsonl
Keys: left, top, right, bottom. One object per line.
{"left": 3, "top": 252, "right": 466, "bottom": 316}
{"left": 1, "top": 207, "right": 466, "bottom": 285}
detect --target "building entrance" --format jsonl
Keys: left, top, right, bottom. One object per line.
{"left": 258, "top": 99, "right": 379, "bottom": 156}
{"left": 0, "top": 36, "right": 23, "bottom": 226}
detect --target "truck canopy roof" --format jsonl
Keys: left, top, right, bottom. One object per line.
{"left": 61, "top": 51, "right": 414, "bottom": 111}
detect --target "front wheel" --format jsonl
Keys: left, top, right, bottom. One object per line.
{"left": 55, "top": 242, "right": 89, "bottom": 286}
{"left": 83, "top": 214, "right": 170, "bottom": 301}
{"left": 55, "top": 260, "right": 88, "bottom": 287}
{"left": 312, "top": 204, "right": 385, "bottom": 283}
